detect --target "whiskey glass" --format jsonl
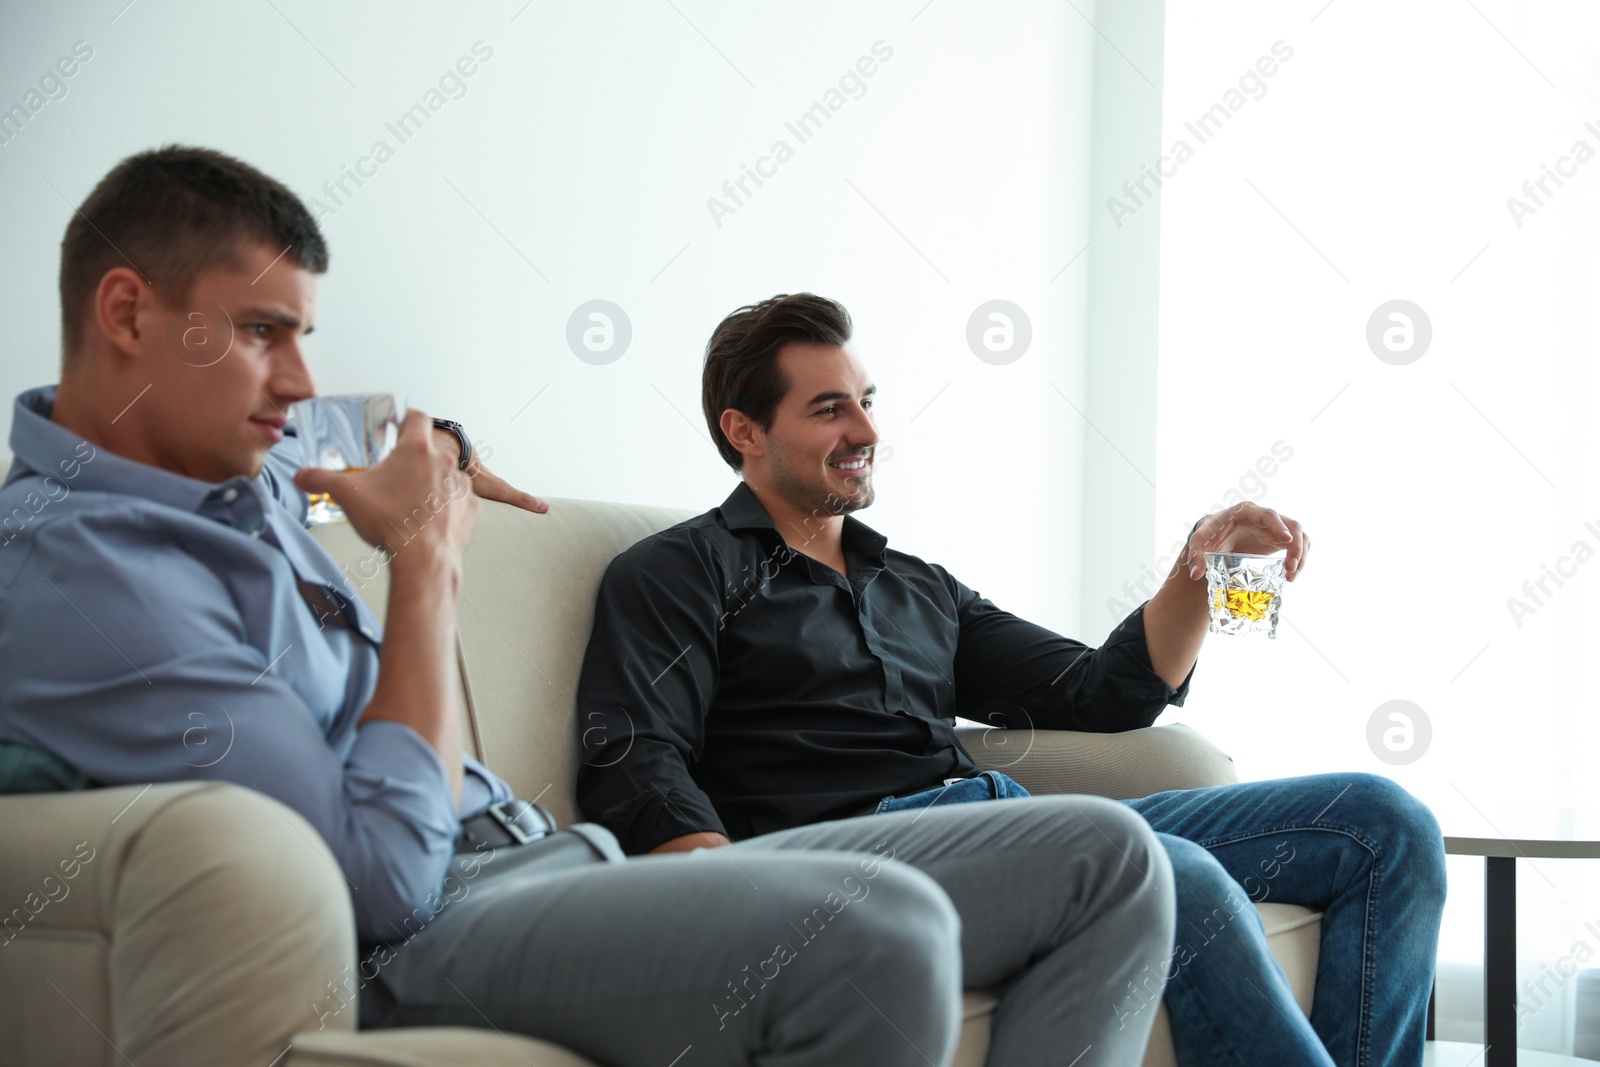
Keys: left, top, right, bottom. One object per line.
{"left": 289, "top": 394, "right": 406, "bottom": 525}
{"left": 1204, "top": 552, "right": 1286, "bottom": 638}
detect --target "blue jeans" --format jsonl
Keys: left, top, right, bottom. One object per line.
{"left": 873, "top": 770, "right": 1032, "bottom": 813}
{"left": 1123, "top": 773, "right": 1448, "bottom": 1067}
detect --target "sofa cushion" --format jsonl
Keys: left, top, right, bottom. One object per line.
{"left": 290, "top": 1027, "right": 600, "bottom": 1066}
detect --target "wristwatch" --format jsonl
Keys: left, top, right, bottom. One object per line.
{"left": 431, "top": 418, "right": 473, "bottom": 471}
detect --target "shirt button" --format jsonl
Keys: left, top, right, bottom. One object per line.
{"left": 222, "top": 488, "right": 240, "bottom": 502}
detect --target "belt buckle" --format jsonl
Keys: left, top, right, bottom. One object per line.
{"left": 487, "top": 799, "right": 538, "bottom": 845}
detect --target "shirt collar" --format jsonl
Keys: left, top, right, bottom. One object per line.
{"left": 9, "top": 385, "right": 268, "bottom": 534}
{"left": 718, "top": 480, "right": 780, "bottom": 532}
{"left": 717, "top": 480, "right": 889, "bottom": 563}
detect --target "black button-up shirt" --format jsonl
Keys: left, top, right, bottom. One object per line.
{"left": 575, "top": 483, "right": 1192, "bottom": 854}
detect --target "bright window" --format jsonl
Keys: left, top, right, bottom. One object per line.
{"left": 1155, "top": 0, "right": 1600, "bottom": 1052}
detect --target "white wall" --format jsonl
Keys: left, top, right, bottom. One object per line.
{"left": 0, "top": 0, "right": 1159, "bottom": 638}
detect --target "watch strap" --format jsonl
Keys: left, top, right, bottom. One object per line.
{"left": 432, "top": 418, "right": 473, "bottom": 471}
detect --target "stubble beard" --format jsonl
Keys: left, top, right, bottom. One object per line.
{"left": 770, "top": 442, "right": 874, "bottom": 520}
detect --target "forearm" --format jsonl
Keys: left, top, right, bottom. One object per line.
{"left": 577, "top": 757, "right": 731, "bottom": 854}
{"left": 1141, "top": 538, "right": 1211, "bottom": 689}
{"left": 650, "top": 830, "right": 733, "bottom": 853}
{"left": 360, "top": 549, "right": 466, "bottom": 807}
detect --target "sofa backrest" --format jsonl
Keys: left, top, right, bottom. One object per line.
{"left": 313, "top": 498, "right": 695, "bottom": 827}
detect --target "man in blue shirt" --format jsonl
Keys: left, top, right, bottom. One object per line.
{"left": 0, "top": 146, "right": 1182, "bottom": 1066}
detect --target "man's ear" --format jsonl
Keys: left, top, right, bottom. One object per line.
{"left": 92, "top": 267, "right": 152, "bottom": 360}
{"left": 719, "top": 407, "right": 765, "bottom": 464}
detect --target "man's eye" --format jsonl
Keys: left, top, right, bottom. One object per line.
{"left": 862, "top": 399, "right": 873, "bottom": 410}
{"left": 818, "top": 406, "right": 835, "bottom": 416}
{"left": 245, "top": 324, "right": 271, "bottom": 338}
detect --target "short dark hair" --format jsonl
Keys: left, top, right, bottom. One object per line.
{"left": 701, "top": 293, "right": 853, "bottom": 472}
{"left": 58, "top": 144, "right": 329, "bottom": 364}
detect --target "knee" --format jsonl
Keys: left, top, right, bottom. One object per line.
{"left": 1062, "top": 798, "right": 1176, "bottom": 933}
{"left": 1158, "top": 838, "right": 1267, "bottom": 979}
{"left": 827, "top": 862, "right": 963, "bottom": 1052}
{"left": 1065, "top": 796, "right": 1172, "bottom": 878}
{"left": 1162, "top": 835, "right": 1253, "bottom": 917}
{"left": 1325, "top": 773, "right": 1447, "bottom": 903}
{"left": 730, "top": 857, "right": 961, "bottom": 1066}
{"left": 842, "top": 861, "right": 963, "bottom": 981}
{"left": 1160, "top": 837, "right": 1267, "bottom": 968}
{"left": 1331, "top": 773, "right": 1441, "bottom": 845}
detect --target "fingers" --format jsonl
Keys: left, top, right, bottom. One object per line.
{"left": 1189, "top": 514, "right": 1219, "bottom": 554}
{"left": 1286, "top": 522, "right": 1309, "bottom": 580}
{"left": 293, "top": 467, "right": 368, "bottom": 527}
{"left": 1253, "top": 510, "right": 1306, "bottom": 579}
{"left": 464, "top": 462, "right": 551, "bottom": 515}
{"left": 1186, "top": 504, "right": 1305, "bottom": 579}
{"left": 376, "top": 413, "right": 424, "bottom": 472}
{"left": 1245, "top": 505, "right": 1293, "bottom": 544}
{"left": 397, "top": 408, "right": 434, "bottom": 444}
{"left": 292, "top": 467, "right": 329, "bottom": 494}
{"left": 293, "top": 466, "right": 355, "bottom": 498}
{"left": 486, "top": 482, "right": 548, "bottom": 515}
{"left": 1185, "top": 508, "right": 1235, "bottom": 578}
{"left": 1187, "top": 517, "right": 1217, "bottom": 579}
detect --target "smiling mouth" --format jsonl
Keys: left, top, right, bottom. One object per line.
{"left": 828, "top": 454, "right": 871, "bottom": 476}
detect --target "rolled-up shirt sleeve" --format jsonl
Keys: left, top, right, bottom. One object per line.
{"left": 941, "top": 565, "right": 1192, "bottom": 733}
{"left": 574, "top": 530, "right": 727, "bottom": 854}
{"left": 0, "top": 510, "right": 459, "bottom": 943}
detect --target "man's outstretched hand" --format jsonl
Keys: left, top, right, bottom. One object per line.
{"left": 436, "top": 428, "right": 549, "bottom": 514}
{"left": 1184, "top": 502, "right": 1309, "bottom": 581}
{"left": 1144, "top": 502, "right": 1311, "bottom": 689}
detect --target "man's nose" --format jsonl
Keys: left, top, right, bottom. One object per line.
{"left": 848, "top": 404, "right": 879, "bottom": 447}
{"left": 269, "top": 338, "right": 316, "bottom": 404}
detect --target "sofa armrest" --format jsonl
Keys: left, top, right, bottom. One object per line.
{"left": 0, "top": 782, "right": 357, "bottom": 1067}
{"left": 289, "top": 1027, "right": 602, "bottom": 1067}
{"left": 956, "top": 723, "right": 1240, "bottom": 799}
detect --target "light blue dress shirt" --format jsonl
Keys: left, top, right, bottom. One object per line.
{"left": 0, "top": 386, "right": 512, "bottom": 942}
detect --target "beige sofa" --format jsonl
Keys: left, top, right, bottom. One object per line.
{"left": 0, "top": 496, "right": 1323, "bottom": 1066}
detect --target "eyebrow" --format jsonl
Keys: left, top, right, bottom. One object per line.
{"left": 806, "top": 383, "right": 877, "bottom": 407}
{"left": 238, "top": 306, "right": 314, "bottom": 335}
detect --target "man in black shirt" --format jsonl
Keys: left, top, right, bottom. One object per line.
{"left": 577, "top": 293, "right": 1447, "bottom": 1067}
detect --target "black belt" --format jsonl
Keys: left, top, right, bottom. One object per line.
{"left": 457, "top": 798, "right": 556, "bottom": 853}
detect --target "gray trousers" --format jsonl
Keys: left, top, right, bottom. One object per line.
{"left": 361, "top": 796, "right": 1176, "bottom": 1067}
